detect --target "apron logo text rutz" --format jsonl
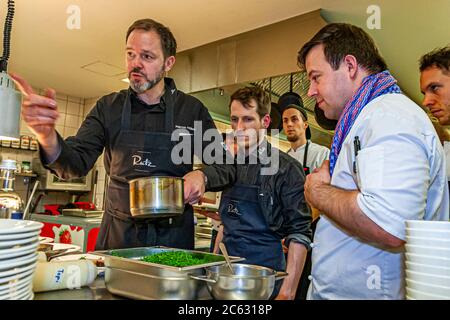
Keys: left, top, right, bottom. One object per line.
{"left": 132, "top": 154, "right": 156, "bottom": 168}
{"left": 227, "top": 201, "right": 242, "bottom": 217}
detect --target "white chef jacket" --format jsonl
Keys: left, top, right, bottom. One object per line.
{"left": 288, "top": 142, "right": 330, "bottom": 172}
{"left": 308, "top": 94, "right": 450, "bottom": 300}
{"left": 443, "top": 141, "right": 450, "bottom": 181}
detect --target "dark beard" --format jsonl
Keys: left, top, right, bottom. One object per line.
{"left": 286, "top": 134, "right": 299, "bottom": 143}
{"left": 129, "top": 66, "right": 165, "bottom": 93}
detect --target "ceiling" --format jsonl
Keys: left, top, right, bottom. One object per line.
{"left": 1, "top": 0, "right": 449, "bottom": 105}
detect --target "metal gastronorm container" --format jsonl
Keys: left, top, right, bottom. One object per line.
{"left": 93, "top": 246, "right": 244, "bottom": 300}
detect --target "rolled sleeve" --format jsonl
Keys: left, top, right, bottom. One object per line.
{"left": 355, "top": 115, "right": 436, "bottom": 241}
{"left": 277, "top": 161, "right": 312, "bottom": 250}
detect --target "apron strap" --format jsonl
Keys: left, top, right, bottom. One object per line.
{"left": 303, "top": 140, "right": 310, "bottom": 169}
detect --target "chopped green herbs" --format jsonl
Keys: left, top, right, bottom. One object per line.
{"left": 110, "top": 251, "right": 121, "bottom": 257}
{"left": 140, "top": 251, "right": 224, "bottom": 267}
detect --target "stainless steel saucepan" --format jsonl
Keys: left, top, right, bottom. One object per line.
{"left": 190, "top": 263, "right": 288, "bottom": 300}
{"left": 129, "top": 176, "right": 184, "bottom": 218}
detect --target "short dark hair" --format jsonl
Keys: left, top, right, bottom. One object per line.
{"left": 126, "top": 19, "right": 177, "bottom": 59}
{"left": 230, "top": 87, "right": 271, "bottom": 119}
{"left": 419, "top": 46, "right": 450, "bottom": 73}
{"left": 297, "top": 23, "right": 387, "bottom": 74}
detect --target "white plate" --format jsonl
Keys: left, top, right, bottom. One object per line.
{"left": 0, "top": 220, "right": 43, "bottom": 235}
{"left": 406, "top": 278, "right": 450, "bottom": 297}
{"left": 0, "top": 251, "right": 37, "bottom": 268}
{"left": 0, "top": 274, "right": 33, "bottom": 296}
{"left": 6, "top": 288, "right": 32, "bottom": 300}
{"left": 49, "top": 243, "right": 81, "bottom": 253}
{"left": 406, "top": 269, "right": 450, "bottom": 287}
{"left": 0, "top": 242, "right": 39, "bottom": 260}
{"left": 406, "top": 235, "right": 450, "bottom": 248}
{"left": 406, "top": 261, "right": 450, "bottom": 277}
{"left": 405, "top": 252, "right": 450, "bottom": 268}
{"left": 0, "top": 284, "right": 32, "bottom": 300}
{"left": 39, "top": 236, "right": 54, "bottom": 244}
{"left": 406, "top": 228, "right": 450, "bottom": 238}
{"left": 406, "top": 287, "right": 450, "bottom": 300}
{"left": 0, "top": 236, "right": 40, "bottom": 249}
{"left": 406, "top": 220, "right": 450, "bottom": 231}
{"left": 52, "top": 254, "right": 105, "bottom": 274}
{"left": 0, "top": 272, "right": 34, "bottom": 293}
{"left": 0, "top": 230, "right": 41, "bottom": 241}
{"left": 405, "top": 244, "right": 450, "bottom": 259}
{"left": 0, "top": 262, "right": 36, "bottom": 281}
{"left": 0, "top": 253, "right": 38, "bottom": 272}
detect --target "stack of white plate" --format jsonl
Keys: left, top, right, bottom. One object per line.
{"left": 0, "top": 219, "right": 43, "bottom": 300}
{"left": 405, "top": 220, "right": 450, "bottom": 300}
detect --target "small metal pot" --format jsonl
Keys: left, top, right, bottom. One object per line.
{"left": 190, "top": 263, "right": 288, "bottom": 300}
{"left": 128, "top": 176, "right": 184, "bottom": 218}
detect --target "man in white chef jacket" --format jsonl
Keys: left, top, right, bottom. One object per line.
{"left": 299, "top": 23, "right": 449, "bottom": 299}
{"left": 419, "top": 46, "right": 450, "bottom": 186}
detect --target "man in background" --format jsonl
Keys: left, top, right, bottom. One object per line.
{"left": 419, "top": 46, "right": 450, "bottom": 186}
{"left": 279, "top": 91, "right": 330, "bottom": 299}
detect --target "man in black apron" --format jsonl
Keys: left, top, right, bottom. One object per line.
{"left": 199, "top": 87, "right": 312, "bottom": 300}
{"left": 279, "top": 92, "right": 330, "bottom": 299}
{"left": 13, "top": 19, "right": 217, "bottom": 250}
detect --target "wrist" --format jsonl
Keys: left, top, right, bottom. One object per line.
{"left": 198, "top": 170, "right": 207, "bottom": 187}
{"left": 38, "top": 130, "right": 58, "bottom": 148}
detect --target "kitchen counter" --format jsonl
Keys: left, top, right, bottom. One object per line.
{"left": 33, "top": 276, "right": 123, "bottom": 300}
{"left": 33, "top": 274, "right": 213, "bottom": 300}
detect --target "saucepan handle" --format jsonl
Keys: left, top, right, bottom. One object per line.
{"left": 275, "top": 271, "right": 288, "bottom": 280}
{"left": 189, "top": 274, "right": 217, "bottom": 284}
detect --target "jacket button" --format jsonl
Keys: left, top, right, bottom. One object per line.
{"left": 308, "top": 275, "right": 313, "bottom": 281}
{"left": 310, "top": 243, "right": 315, "bottom": 248}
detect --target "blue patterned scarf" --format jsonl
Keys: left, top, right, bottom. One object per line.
{"left": 329, "top": 70, "right": 402, "bottom": 176}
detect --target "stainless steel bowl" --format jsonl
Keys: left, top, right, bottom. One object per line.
{"left": 190, "top": 263, "right": 287, "bottom": 300}
{"left": 129, "top": 176, "right": 184, "bottom": 218}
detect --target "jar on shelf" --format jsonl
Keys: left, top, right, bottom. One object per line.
{"left": 20, "top": 135, "right": 30, "bottom": 150}
{"left": 21, "top": 161, "right": 32, "bottom": 174}
{"left": 29, "top": 137, "right": 38, "bottom": 151}
{"left": 1, "top": 140, "right": 11, "bottom": 148}
{"left": 11, "top": 138, "right": 20, "bottom": 149}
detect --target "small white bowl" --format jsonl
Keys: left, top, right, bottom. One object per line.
{"left": 406, "top": 228, "right": 450, "bottom": 238}
{"left": 406, "top": 269, "right": 450, "bottom": 287}
{"left": 406, "top": 220, "right": 450, "bottom": 231}
{"left": 406, "top": 261, "right": 450, "bottom": 277}
{"left": 406, "top": 253, "right": 450, "bottom": 268}
{"left": 406, "top": 287, "right": 450, "bottom": 300}
{"left": 406, "top": 235, "right": 450, "bottom": 248}
{"left": 406, "top": 278, "right": 450, "bottom": 297}
{"left": 405, "top": 244, "right": 450, "bottom": 259}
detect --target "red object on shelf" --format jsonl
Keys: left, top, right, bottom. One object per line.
{"left": 44, "top": 204, "right": 61, "bottom": 216}
{"left": 73, "top": 202, "right": 96, "bottom": 210}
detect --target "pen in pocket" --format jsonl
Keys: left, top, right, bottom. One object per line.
{"left": 353, "top": 136, "right": 361, "bottom": 174}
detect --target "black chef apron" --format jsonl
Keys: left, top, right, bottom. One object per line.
{"left": 219, "top": 172, "right": 286, "bottom": 299}
{"left": 95, "top": 89, "right": 194, "bottom": 250}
